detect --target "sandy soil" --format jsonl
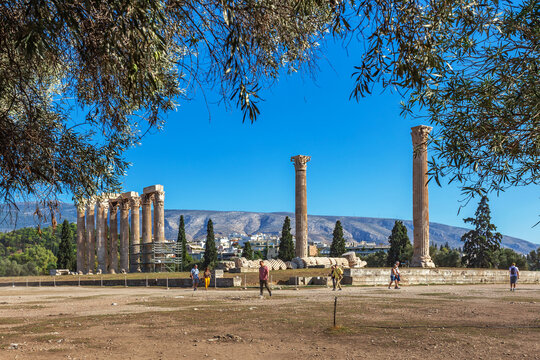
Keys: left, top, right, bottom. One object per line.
{"left": 0, "top": 283, "right": 538, "bottom": 359}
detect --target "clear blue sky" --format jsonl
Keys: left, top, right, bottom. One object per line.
{"left": 109, "top": 41, "right": 538, "bottom": 244}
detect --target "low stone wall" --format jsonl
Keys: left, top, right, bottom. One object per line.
{"left": 288, "top": 276, "right": 329, "bottom": 286}
{"left": 0, "top": 276, "right": 242, "bottom": 288}
{"left": 342, "top": 268, "right": 540, "bottom": 286}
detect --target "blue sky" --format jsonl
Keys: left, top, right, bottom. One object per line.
{"left": 111, "top": 41, "right": 539, "bottom": 244}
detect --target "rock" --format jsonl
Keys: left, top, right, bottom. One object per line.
{"left": 111, "top": 303, "right": 118, "bottom": 306}
{"left": 8, "top": 343, "right": 18, "bottom": 350}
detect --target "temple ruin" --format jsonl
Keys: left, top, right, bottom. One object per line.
{"left": 75, "top": 185, "right": 165, "bottom": 274}
{"left": 291, "top": 155, "right": 311, "bottom": 258}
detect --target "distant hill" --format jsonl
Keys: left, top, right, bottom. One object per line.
{"left": 0, "top": 203, "right": 537, "bottom": 254}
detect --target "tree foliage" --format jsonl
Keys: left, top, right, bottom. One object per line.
{"left": 0, "top": 0, "right": 338, "bottom": 217}
{"left": 527, "top": 247, "right": 540, "bottom": 271}
{"left": 242, "top": 241, "right": 254, "bottom": 260}
{"left": 430, "top": 245, "right": 462, "bottom": 268}
{"left": 461, "top": 196, "right": 502, "bottom": 268}
{"left": 177, "top": 215, "right": 188, "bottom": 271}
{"left": 386, "top": 220, "right": 412, "bottom": 266}
{"left": 57, "top": 219, "right": 75, "bottom": 270}
{"left": 494, "top": 248, "right": 528, "bottom": 270}
{"left": 278, "top": 216, "right": 295, "bottom": 261}
{"left": 329, "top": 220, "right": 346, "bottom": 257}
{"left": 202, "top": 218, "right": 217, "bottom": 268}
{"left": 346, "top": 0, "right": 539, "bottom": 199}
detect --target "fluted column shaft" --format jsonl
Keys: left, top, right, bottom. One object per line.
{"left": 291, "top": 155, "right": 311, "bottom": 258}
{"left": 96, "top": 200, "right": 108, "bottom": 273}
{"left": 141, "top": 194, "right": 153, "bottom": 272}
{"left": 85, "top": 201, "right": 96, "bottom": 274}
{"left": 411, "top": 125, "right": 435, "bottom": 268}
{"left": 154, "top": 191, "right": 165, "bottom": 243}
{"left": 76, "top": 204, "right": 86, "bottom": 273}
{"left": 109, "top": 202, "right": 119, "bottom": 273}
{"left": 120, "top": 199, "right": 130, "bottom": 272}
{"left": 130, "top": 197, "right": 141, "bottom": 272}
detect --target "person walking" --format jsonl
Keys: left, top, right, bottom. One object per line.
{"left": 203, "top": 267, "right": 212, "bottom": 290}
{"left": 328, "top": 265, "right": 336, "bottom": 290}
{"left": 509, "top": 262, "right": 520, "bottom": 291}
{"left": 388, "top": 261, "right": 401, "bottom": 289}
{"left": 332, "top": 265, "right": 343, "bottom": 291}
{"left": 190, "top": 264, "right": 200, "bottom": 291}
{"left": 259, "top": 261, "right": 272, "bottom": 297}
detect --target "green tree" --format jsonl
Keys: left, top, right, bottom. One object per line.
{"left": 432, "top": 246, "right": 462, "bottom": 268}
{"left": 361, "top": 251, "right": 387, "bottom": 268}
{"left": 177, "top": 215, "right": 188, "bottom": 271}
{"left": 461, "top": 196, "right": 502, "bottom": 268}
{"left": 329, "top": 220, "right": 346, "bottom": 257}
{"left": 242, "top": 242, "right": 254, "bottom": 260}
{"left": 527, "top": 248, "right": 540, "bottom": 271}
{"left": 278, "top": 216, "right": 295, "bottom": 261}
{"left": 0, "top": 1, "right": 337, "bottom": 215}
{"left": 386, "top": 221, "right": 412, "bottom": 266}
{"left": 202, "top": 219, "right": 217, "bottom": 269}
{"left": 346, "top": 0, "right": 539, "bottom": 199}
{"left": 494, "top": 248, "right": 528, "bottom": 270}
{"left": 57, "top": 220, "right": 75, "bottom": 270}
{"left": 10, "top": 245, "right": 57, "bottom": 274}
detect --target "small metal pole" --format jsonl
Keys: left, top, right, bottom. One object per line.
{"left": 53, "top": 277, "right": 56, "bottom": 287}
{"left": 333, "top": 296, "right": 337, "bottom": 327}
{"left": 26, "top": 278, "right": 28, "bottom": 287}
{"left": 146, "top": 275, "right": 148, "bottom": 287}
{"left": 244, "top": 274, "right": 247, "bottom": 288}
{"left": 166, "top": 276, "right": 169, "bottom": 290}
{"left": 78, "top": 276, "right": 81, "bottom": 287}
{"left": 124, "top": 275, "right": 127, "bottom": 288}
{"left": 39, "top": 279, "right": 41, "bottom": 287}
{"left": 100, "top": 275, "right": 103, "bottom": 287}
{"left": 12, "top": 280, "right": 14, "bottom": 288}
{"left": 214, "top": 274, "right": 216, "bottom": 289}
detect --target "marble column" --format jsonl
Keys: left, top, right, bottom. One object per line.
{"left": 119, "top": 198, "right": 130, "bottom": 272}
{"left": 291, "top": 155, "right": 311, "bottom": 258}
{"left": 96, "top": 199, "right": 108, "bottom": 273}
{"left": 109, "top": 201, "right": 119, "bottom": 274}
{"left": 85, "top": 200, "right": 96, "bottom": 274}
{"left": 141, "top": 193, "right": 153, "bottom": 272}
{"left": 129, "top": 196, "right": 141, "bottom": 272}
{"left": 154, "top": 190, "right": 165, "bottom": 243}
{"left": 411, "top": 125, "right": 435, "bottom": 268}
{"left": 76, "top": 202, "right": 86, "bottom": 274}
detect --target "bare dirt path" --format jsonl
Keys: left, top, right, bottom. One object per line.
{"left": 0, "top": 284, "right": 538, "bottom": 359}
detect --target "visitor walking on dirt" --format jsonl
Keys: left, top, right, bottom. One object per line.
{"left": 203, "top": 267, "right": 212, "bottom": 290}
{"left": 329, "top": 265, "right": 336, "bottom": 290}
{"left": 259, "top": 261, "right": 272, "bottom": 297}
{"left": 190, "top": 264, "right": 200, "bottom": 291}
{"left": 332, "top": 265, "right": 343, "bottom": 291}
{"left": 509, "top": 262, "right": 520, "bottom": 291}
{"left": 388, "top": 261, "right": 401, "bottom": 289}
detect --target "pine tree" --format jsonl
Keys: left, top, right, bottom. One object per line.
{"left": 329, "top": 220, "right": 346, "bottom": 257}
{"left": 242, "top": 241, "right": 254, "bottom": 260}
{"left": 202, "top": 218, "right": 217, "bottom": 268}
{"left": 461, "top": 196, "right": 502, "bottom": 268}
{"left": 57, "top": 220, "right": 75, "bottom": 270}
{"left": 278, "top": 216, "right": 295, "bottom": 261}
{"left": 386, "top": 220, "right": 412, "bottom": 266}
{"left": 177, "top": 215, "right": 188, "bottom": 271}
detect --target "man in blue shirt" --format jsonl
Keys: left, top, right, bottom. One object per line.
{"left": 190, "top": 264, "right": 200, "bottom": 291}
{"left": 509, "top": 263, "right": 519, "bottom": 292}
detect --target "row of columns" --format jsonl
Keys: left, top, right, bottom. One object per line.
{"left": 75, "top": 185, "right": 166, "bottom": 274}
{"left": 291, "top": 125, "right": 435, "bottom": 268}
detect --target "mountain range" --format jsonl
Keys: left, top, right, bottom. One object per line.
{"left": 0, "top": 202, "right": 537, "bottom": 254}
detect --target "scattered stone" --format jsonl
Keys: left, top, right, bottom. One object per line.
{"left": 111, "top": 303, "right": 118, "bottom": 306}
{"left": 8, "top": 343, "right": 18, "bottom": 350}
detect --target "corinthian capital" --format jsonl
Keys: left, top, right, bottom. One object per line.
{"left": 141, "top": 193, "right": 154, "bottom": 206}
{"left": 291, "top": 155, "right": 311, "bottom": 170}
{"left": 411, "top": 125, "right": 432, "bottom": 146}
{"left": 154, "top": 191, "right": 165, "bottom": 206}
{"left": 130, "top": 196, "right": 141, "bottom": 209}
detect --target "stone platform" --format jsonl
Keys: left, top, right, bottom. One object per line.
{"left": 341, "top": 268, "right": 540, "bottom": 285}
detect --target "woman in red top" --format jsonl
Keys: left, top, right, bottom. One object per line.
{"left": 259, "top": 261, "right": 272, "bottom": 297}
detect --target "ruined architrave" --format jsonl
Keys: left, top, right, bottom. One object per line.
{"left": 291, "top": 155, "right": 311, "bottom": 259}
{"left": 411, "top": 125, "right": 435, "bottom": 268}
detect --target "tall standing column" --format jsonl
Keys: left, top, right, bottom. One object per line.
{"left": 109, "top": 201, "right": 119, "bottom": 274}
{"left": 411, "top": 125, "right": 435, "bottom": 268}
{"left": 96, "top": 199, "right": 108, "bottom": 273}
{"left": 85, "top": 200, "right": 96, "bottom": 274}
{"left": 119, "top": 198, "right": 130, "bottom": 272}
{"left": 291, "top": 155, "right": 311, "bottom": 258}
{"left": 76, "top": 202, "right": 86, "bottom": 274}
{"left": 141, "top": 193, "right": 153, "bottom": 272}
{"left": 130, "top": 196, "right": 141, "bottom": 272}
{"left": 154, "top": 190, "right": 165, "bottom": 243}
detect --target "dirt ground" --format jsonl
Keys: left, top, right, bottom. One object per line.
{"left": 0, "top": 283, "right": 538, "bottom": 359}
